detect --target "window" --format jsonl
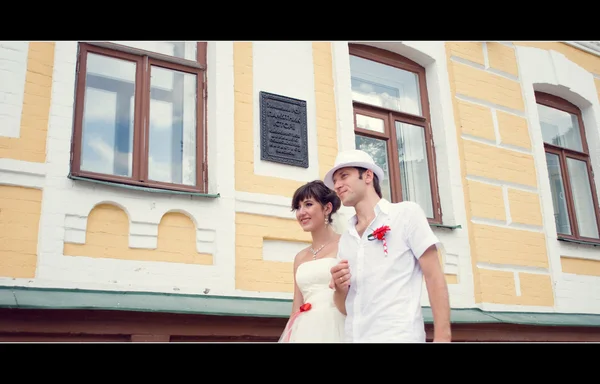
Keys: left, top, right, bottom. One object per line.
{"left": 349, "top": 44, "right": 442, "bottom": 223}
{"left": 536, "top": 91, "right": 600, "bottom": 243}
{"left": 70, "top": 42, "right": 207, "bottom": 193}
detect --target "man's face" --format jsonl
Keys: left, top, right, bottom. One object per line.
{"left": 332, "top": 167, "right": 366, "bottom": 207}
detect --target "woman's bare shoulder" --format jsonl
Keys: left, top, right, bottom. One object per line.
{"left": 293, "top": 247, "right": 311, "bottom": 269}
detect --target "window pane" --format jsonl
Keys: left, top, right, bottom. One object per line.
{"left": 110, "top": 41, "right": 197, "bottom": 61}
{"left": 395, "top": 122, "right": 433, "bottom": 218}
{"left": 350, "top": 55, "right": 422, "bottom": 116}
{"left": 545, "top": 152, "right": 571, "bottom": 235}
{"left": 148, "top": 66, "right": 197, "bottom": 186}
{"left": 537, "top": 103, "right": 583, "bottom": 152}
{"left": 355, "top": 135, "right": 392, "bottom": 202}
{"left": 356, "top": 113, "right": 385, "bottom": 134}
{"left": 80, "top": 53, "right": 135, "bottom": 177}
{"left": 566, "top": 158, "right": 599, "bottom": 239}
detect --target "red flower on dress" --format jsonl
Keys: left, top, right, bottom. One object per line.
{"left": 300, "top": 303, "right": 312, "bottom": 312}
{"left": 368, "top": 225, "right": 391, "bottom": 256}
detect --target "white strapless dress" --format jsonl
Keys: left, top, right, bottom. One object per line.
{"left": 279, "top": 257, "right": 346, "bottom": 343}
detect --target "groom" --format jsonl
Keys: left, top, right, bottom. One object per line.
{"left": 325, "top": 149, "right": 451, "bottom": 343}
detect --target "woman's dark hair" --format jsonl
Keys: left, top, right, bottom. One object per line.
{"left": 291, "top": 180, "right": 341, "bottom": 223}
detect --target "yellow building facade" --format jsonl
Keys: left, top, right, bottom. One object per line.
{"left": 0, "top": 41, "right": 599, "bottom": 341}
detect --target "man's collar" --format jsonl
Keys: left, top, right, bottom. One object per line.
{"left": 375, "top": 198, "right": 391, "bottom": 215}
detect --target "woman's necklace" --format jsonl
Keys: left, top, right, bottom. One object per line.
{"left": 310, "top": 238, "right": 334, "bottom": 260}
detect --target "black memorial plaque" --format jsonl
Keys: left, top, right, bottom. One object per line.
{"left": 260, "top": 91, "right": 308, "bottom": 168}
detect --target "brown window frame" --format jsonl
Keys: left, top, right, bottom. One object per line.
{"left": 349, "top": 44, "right": 442, "bottom": 224}
{"left": 70, "top": 42, "right": 208, "bottom": 194}
{"left": 535, "top": 91, "right": 600, "bottom": 244}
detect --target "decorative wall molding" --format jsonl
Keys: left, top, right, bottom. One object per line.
{"left": 0, "top": 159, "right": 45, "bottom": 189}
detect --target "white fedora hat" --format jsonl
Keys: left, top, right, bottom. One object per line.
{"left": 323, "top": 149, "right": 385, "bottom": 190}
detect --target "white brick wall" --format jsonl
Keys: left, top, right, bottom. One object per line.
{"left": 252, "top": 42, "right": 319, "bottom": 182}
{"left": 1, "top": 41, "right": 598, "bottom": 315}
{"left": 0, "top": 41, "right": 29, "bottom": 138}
{"left": 0, "top": 41, "right": 239, "bottom": 296}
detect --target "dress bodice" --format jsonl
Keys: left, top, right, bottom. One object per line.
{"left": 279, "top": 257, "right": 346, "bottom": 343}
{"left": 296, "top": 257, "right": 338, "bottom": 306}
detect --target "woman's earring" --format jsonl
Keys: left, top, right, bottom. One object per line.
{"left": 324, "top": 217, "right": 329, "bottom": 225}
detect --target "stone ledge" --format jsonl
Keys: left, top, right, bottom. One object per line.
{"left": 1, "top": 285, "right": 600, "bottom": 327}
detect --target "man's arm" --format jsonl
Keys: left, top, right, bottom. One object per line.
{"left": 403, "top": 201, "right": 451, "bottom": 342}
{"left": 418, "top": 245, "right": 451, "bottom": 342}
{"left": 333, "top": 288, "right": 348, "bottom": 315}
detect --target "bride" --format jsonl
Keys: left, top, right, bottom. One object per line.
{"left": 279, "top": 180, "right": 346, "bottom": 343}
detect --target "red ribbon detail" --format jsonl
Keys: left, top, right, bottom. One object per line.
{"left": 371, "top": 225, "right": 390, "bottom": 240}
{"left": 280, "top": 302, "right": 312, "bottom": 342}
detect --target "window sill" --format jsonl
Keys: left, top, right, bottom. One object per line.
{"left": 68, "top": 175, "right": 220, "bottom": 198}
{"left": 430, "top": 223, "right": 462, "bottom": 230}
{"left": 557, "top": 237, "right": 600, "bottom": 247}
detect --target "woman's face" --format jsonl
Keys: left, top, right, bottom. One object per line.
{"left": 295, "top": 197, "right": 328, "bottom": 232}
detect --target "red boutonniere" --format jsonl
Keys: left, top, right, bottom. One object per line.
{"left": 299, "top": 303, "right": 312, "bottom": 312}
{"left": 368, "top": 225, "right": 390, "bottom": 256}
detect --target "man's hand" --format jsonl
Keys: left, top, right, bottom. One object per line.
{"left": 330, "top": 259, "right": 351, "bottom": 291}
{"left": 330, "top": 260, "right": 350, "bottom": 316}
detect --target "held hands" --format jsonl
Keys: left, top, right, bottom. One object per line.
{"left": 330, "top": 260, "right": 351, "bottom": 292}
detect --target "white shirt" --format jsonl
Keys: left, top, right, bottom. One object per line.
{"left": 339, "top": 199, "right": 440, "bottom": 343}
